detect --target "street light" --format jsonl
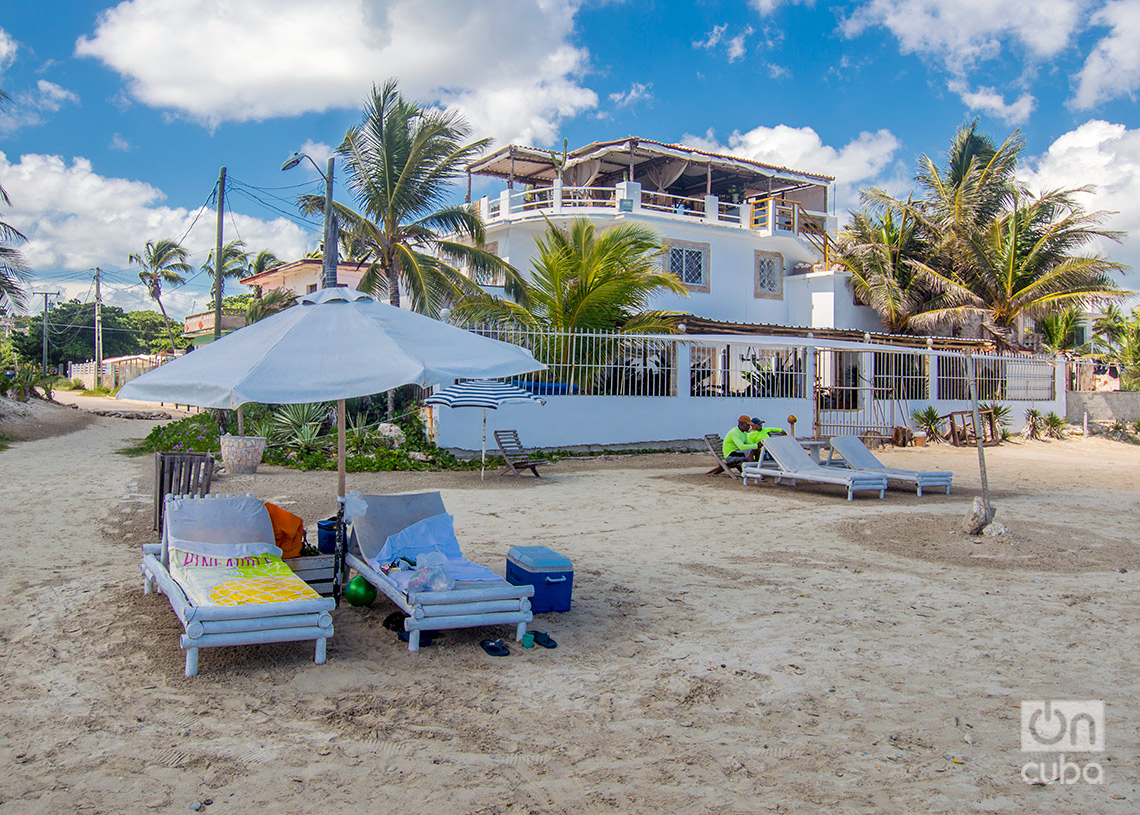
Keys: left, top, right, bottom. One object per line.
{"left": 282, "top": 151, "right": 338, "bottom": 289}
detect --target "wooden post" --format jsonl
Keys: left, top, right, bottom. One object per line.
{"left": 966, "top": 355, "right": 993, "bottom": 523}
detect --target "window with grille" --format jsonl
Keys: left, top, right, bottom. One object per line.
{"left": 664, "top": 240, "right": 709, "bottom": 291}
{"left": 470, "top": 242, "right": 504, "bottom": 287}
{"left": 754, "top": 251, "right": 783, "bottom": 298}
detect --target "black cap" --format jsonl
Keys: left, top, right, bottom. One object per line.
{"left": 750, "top": 417, "right": 763, "bottom": 427}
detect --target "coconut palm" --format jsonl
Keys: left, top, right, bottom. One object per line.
{"left": 452, "top": 219, "right": 686, "bottom": 392}
{"left": 837, "top": 203, "right": 929, "bottom": 333}
{"left": 1035, "top": 307, "right": 1088, "bottom": 353}
{"left": 129, "top": 238, "right": 191, "bottom": 352}
{"left": 246, "top": 248, "right": 281, "bottom": 278}
{"left": 246, "top": 288, "right": 296, "bottom": 323}
{"left": 203, "top": 239, "right": 249, "bottom": 300}
{"left": 1093, "top": 303, "right": 1128, "bottom": 353}
{"left": 0, "top": 89, "right": 28, "bottom": 313}
{"left": 906, "top": 189, "right": 1126, "bottom": 335}
{"left": 298, "top": 79, "right": 515, "bottom": 317}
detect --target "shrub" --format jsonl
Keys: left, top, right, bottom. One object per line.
{"left": 142, "top": 413, "right": 220, "bottom": 453}
{"left": 1043, "top": 412, "right": 1067, "bottom": 439}
{"left": 911, "top": 406, "right": 944, "bottom": 442}
{"left": 1022, "top": 409, "right": 1044, "bottom": 440}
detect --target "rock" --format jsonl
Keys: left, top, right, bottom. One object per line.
{"left": 407, "top": 451, "right": 429, "bottom": 462}
{"left": 375, "top": 422, "right": 406, "bottom": 447}
{"left": 189, "top": 803, "right": 201, "bottom": 812}
{"left": 962, "top": 497, "right": 994, "bottom": 535}
{"left": 982, "top": 520, "right": 1010, "bottom": 537}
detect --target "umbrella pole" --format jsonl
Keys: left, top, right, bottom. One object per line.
{"left": 481, "top": 409, "right": 487, "bottom": 480}
{"left": 333, "top": 398, "right": 347, "bottom": 605}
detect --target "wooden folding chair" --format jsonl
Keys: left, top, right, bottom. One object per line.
{"left": 493, "top": 430, "right": 550, "bottom": 477}
{"left": 703, "top": 433, "right": 742, "bottom": 478}
{"left": 154, "top": 451, "right": 215, "bottom": 530}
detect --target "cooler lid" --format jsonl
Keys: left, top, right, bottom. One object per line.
{"left": 508, "top": 545, "right": 572, "bottom": 571}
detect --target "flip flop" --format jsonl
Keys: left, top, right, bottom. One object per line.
{"left": 531, "top": 631, "right": 557, "bottom": 649}
{"left": 480, "top": 638, "right": 510, "bottom": 657}
{"left": 383, "top": 611, "right": 408, "bottom": 632}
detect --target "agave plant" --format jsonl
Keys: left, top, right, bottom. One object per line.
{"left": 346, "top": 411, "right": 378, "bottom": 455}
{"left": 8, "top": 367, "right": 43, "bottom": 402}
{"left": 1022, "top": 408, "right": 1044, "bottom": 440}
{"left": 1043, "top": 412, "right": 1067, "bottom": 439}
{"left": 1130, "top": 419, "right": 1140, "bottom": 436}
{"left": 285, "top": 422, "right": 327, "bottom": 456}
{"left": 272, "top": 402, "right": 329, "bottom": 438}
{"left": 911, "top": 405, "right": 945, "bottom": 442}
{"left": 979, "top": 401, "right": 1012, "bottom": 427}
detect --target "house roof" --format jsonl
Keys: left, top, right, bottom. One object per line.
{"left": 467, "top": 137, "right": 833, "bottom": 198}
{"left": 240, "top": 258, "right": 369, "bottom": 286}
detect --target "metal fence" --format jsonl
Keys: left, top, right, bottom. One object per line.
{"left": 466, "top": 324, "right": 1058, "bottom": 403}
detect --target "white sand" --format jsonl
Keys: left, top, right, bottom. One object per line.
{"left": 1, "top": 403, "right": 1139, "bottom": 813}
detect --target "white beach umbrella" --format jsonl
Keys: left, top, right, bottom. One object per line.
{"left": 424, "top": 379, "right": 546, "bottom": 477}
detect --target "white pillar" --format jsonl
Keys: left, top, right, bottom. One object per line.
{"left": 704, "top": 194, "right": 719, "bottom": 224}
{"left": 616, "top": 181, "right": 642, "bottom": 212}
{"left": 552, "top": 178, "right": 563, "bottom": 213}
{"left": 499, "top": 189, "right": 513, "bottom": 219}
{"left": 676, "top": 340, "right": 691, "bottom": 399}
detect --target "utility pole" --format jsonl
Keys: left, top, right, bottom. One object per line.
{"left": 33, "top": 291, "right": 57, "bottom": 376}
{"left": 213, "top": 166, "right": 226, "bottom": 340}
{"left": 322, "top": 156, "right": 336, "bottom": 289}
{"left": 94, "top": 268, "right": 103, "bottom": 389}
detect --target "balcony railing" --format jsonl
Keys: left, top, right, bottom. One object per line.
{"left": 475, "top": 181, "right": 833, "bottom": 263}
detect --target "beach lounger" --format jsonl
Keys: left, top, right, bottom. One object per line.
{"left": 741, "top": 435, "right": 888, "bottom": 501}
{"left": 343, "top": 492, "right": 534, "bottom": 651}
{"left": 703, "top": 433, "right": 742, "bottom": 478}
{"left": 828, "top": 435, "right": 953, "bottom": 496}
{"left": 141, "top": 494, "right": 335, "bottom": 677}
{"left": 494, "top": 429, "right": 550, "bottom": 477}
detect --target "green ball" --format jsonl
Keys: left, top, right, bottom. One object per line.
{"left": 344, "top": 575, "right": 377, "bottom": 607}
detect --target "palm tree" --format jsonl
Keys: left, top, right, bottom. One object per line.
{"left": 246, "top": 288, "right": 296, "bottom": 323}
{"left": 0, "top": 89, "right": 28, "bottom": 314}
{"left": 203, "top": 239, "right": 249, "bottom": 300}
{"left": 298, "top": 79, "right": 516, "bottom": 317}
{"left": 906, "top": 189, "right": 1126, "bottom": 336}
{"left": 452, "top": 218, "right": 687, "bottom": 392}
{"left": 1035, "top": 307, "right": 1088, "bottom": 353}
{"left": 1093, "top": 303, "right": 1127, "bottom": 353}
{"left": 837, "top": 203, "right": 930, "bottom": 333}
{"left": 129, "top": 238, "right": 191, "bottom": 352}
{"left": 246, "top": 248, "right": 280, "bottom": 278}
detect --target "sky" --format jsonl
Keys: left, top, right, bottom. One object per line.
{"left": 4, "top": 0, "right": 1140, "bottom": 320}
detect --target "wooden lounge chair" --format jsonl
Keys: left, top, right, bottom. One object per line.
{"left": 141, "top": 494, "right": 335, "bottom": 676}
{"left": 828, "top": 435, "right": 952, "bottom": 496}
{"left": 343, "top": 492, "right": 534, "bottom": 651}
{"left": 494, "top": 429, "right": 550, "bottom": 477}
{"left": 703, "top": 433, "right": 741, "bottom": 478}
{"left": 742, "top": 435, "right": 888, "bottom": 501}
{"left": 153, "top": 451, "right": 215, "bottom": 530}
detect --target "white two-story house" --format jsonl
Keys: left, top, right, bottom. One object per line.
{"left": 463, "top": 137, "right": 884, "bottom": 333}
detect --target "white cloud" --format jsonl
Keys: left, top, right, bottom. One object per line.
{"left": 694, "top": 23, "right": 753, "bottom": 62}
{"left": 1018, "top": 120, "right": 1140, "bottom": 293}
{"left": 0, "top": 152, "right": 314, "bottom": 316}
{"left": 0, "top": 80, "right": 79, "bottom": 134}
{"left": 684, "top": 124, "right": 902, "bottom": 220}
{"left": 74, "top": 0, "right": 596, "bottom": 146}
{"left": 0, "top": 28, "right": 16, "bottom": 74}
{"left": 1073, "top": 0, "right": 1140, "bottom": 110}
{"left": 609, "top": 82, "right": 653, "bottom": 108}
{"left": 749, "top": 0, "right": 814, "bottom": 15}
{"left": 842, "top": 0, "right": 1083, "bottom": 70}
{"left": 109, "top": 133, "right": 132, "bottom": 152}
{"left": 949, "top": 80, "right": 1035, "bottom": 124}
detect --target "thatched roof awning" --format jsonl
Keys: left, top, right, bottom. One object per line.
{"left": 679, "top": 315, "right": 994, "bottom": 352}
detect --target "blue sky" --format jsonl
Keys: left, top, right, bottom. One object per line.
{"left": 4, "top": 0, "right": 1140, "bottom": 318}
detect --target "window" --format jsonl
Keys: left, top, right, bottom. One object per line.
{"left": 664, "top": 240, "right": 710, "bottom": 292}
{"left": 306, "top": 283, "right": 318, "bottom": 294}
{"left": 754, "top": 251, "right": 783, "bottom": 298}
{"left": 470, "top": 242, "right": 505, "bottom": 287}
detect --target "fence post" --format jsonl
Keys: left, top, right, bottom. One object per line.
{"left": 676, "top": 339, "right": 690, "bottom": 400}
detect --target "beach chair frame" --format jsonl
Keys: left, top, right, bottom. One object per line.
{"left": 828, "top": 435, "right": 953, "bottom": 496}
{"left": 742, "top": 435, "right": 888, "bottom": 500}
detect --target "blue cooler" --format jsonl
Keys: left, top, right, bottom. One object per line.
{"left": 506, "top": 545, "right": 573, "bottom": 613}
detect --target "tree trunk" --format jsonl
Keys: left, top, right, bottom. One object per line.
{"left": 157, "top": 297, "right": 176, "bottom": 353}
{"left": 386, "top": 260, "right": 399, "bottom": 418}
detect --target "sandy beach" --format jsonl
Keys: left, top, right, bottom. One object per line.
{"left": 1, "top": 399, "right": 1138, "bottom": 814}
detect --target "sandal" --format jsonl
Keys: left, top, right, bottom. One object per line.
{"left": 531, "top": 631, "right": 557, "bottom": 649}
{"left": 383, "top": 611, "right": 408, "bottom": 632}
{"left": 480, "top": 638, "right": 510, "bottom": 657}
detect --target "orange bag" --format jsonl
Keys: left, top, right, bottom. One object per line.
{"left": 264, "top": 502, "right": 305, "bottom": 559}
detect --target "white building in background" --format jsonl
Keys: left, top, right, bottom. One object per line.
{"left": 463, "top": 137, "right": 884, "bottom": 333}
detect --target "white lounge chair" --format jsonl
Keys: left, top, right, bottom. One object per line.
{"left": 828, "top": 435, "right": 953, "bottom": 496}
{"left": 343, "top": 492, "right": 534, "bottom": 651}
{"left": 141, "top": 494, "right": 335, "bottom": 676}
{"left": 742, "top": 435, "right": 888, "bottom": 500}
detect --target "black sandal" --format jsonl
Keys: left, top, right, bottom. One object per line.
{"left": 480, "top": 638, "right": 510, "bottom": 657}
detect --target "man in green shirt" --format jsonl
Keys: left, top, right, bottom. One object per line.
{"left": 747, "top": 416, "right": 787, "bottom": 446}
{"left": 723, "top": 415, "right": 761, "bottom": 465}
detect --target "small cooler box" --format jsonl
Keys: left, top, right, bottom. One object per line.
{"left": 506, "top": 545, "right": 573, "bottom": 613}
